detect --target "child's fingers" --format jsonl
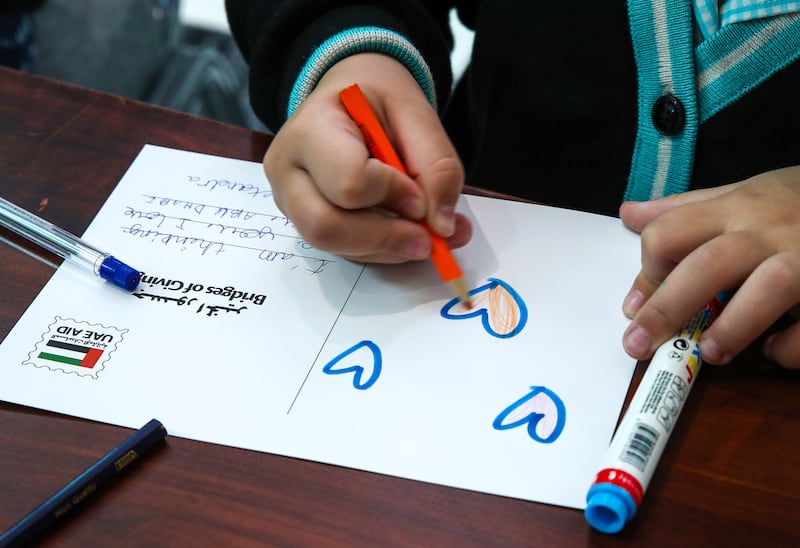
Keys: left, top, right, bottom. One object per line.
{"left": 447, "top": 214, "right": 473, "bottom": 249}
{"left": 266, "top": 52, "right": 473, "bottom": 264}
{"left": 336, "top": 212, "right": 472, "bottom": 264}
{"left": 388, "top": 100, "right": 465, "bottom": 237}
{"left": 622, "top": 197, "right": 732, "bottom": 317}
{"left": 623, "top": 231, "right": 770, "bottom": 360}
{"left": 309, "top": 52, "right": 464, "bottom": 233}
{"left": 619, "top": 183, "right": 738, "bottom": 233}
{"left": 278, "top": 166, "right": 432, "bottom": 262}
{"left": 275, "top": 93, "right": 425, "bottom": 222}
{"left": 764, "top": 320, "right": 800, "bottom": 369}
{"left": 701, "top": 252, "right": 800, "bottom": 364}
{"left": 298, "top": 112, "right": 425, "bottom": 219}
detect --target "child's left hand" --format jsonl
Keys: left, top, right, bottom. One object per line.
{"left": 619, "top": 166, "right": 800, "bottom": 368}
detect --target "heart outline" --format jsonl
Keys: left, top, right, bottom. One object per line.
{"left": 493, "top": 386, "right": 566, "bottom": 444}
{"left": 322, "top": 340, "right": 382, "bottom": 390}
{"left": 440, "top": 277, "right": 528, "bottom": 338}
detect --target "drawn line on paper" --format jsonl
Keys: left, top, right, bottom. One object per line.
{"left": 286, "top": 264, "right": 368, "bottom": 414}
{"left": 322, "top": 340, "right": 382, "bottom": 390}
{"left": 493, "top": 386, "right": 566, "bottom": 444}
{"left": 440, "top": 278, "right": 528, "bottom": 338}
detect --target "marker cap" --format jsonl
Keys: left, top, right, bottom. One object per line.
{"left": 585, "top": 483, "right": 638, "bottom": 534}
{"left": 99, "top": 256, "right": 141, "bottom": 291}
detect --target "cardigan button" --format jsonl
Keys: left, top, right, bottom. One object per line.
{"left": 651, "top": 93, "right": 685, "bottom": 136}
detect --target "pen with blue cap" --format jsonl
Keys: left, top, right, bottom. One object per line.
{"left": 0, "top": 196, "right": 140, "bottom": 291}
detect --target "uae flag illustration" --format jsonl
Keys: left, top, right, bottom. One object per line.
{"left": 37, "top": 339, "right": 104, "bottom": 369}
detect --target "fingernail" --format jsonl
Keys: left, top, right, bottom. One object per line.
{"left": 623, "top": 325, "right": 651, "bottom": 359}
{"left": 763, "top": 335, "right": 776, "bottom": 362}
{"left": 435, "top": 206, "right": 456, "bottom": 236}
{"left": 700, "top": 336, "right": 724, "bottom": 364}
{"left": 403, "top": 234, "right": 430, "bottom": 259}
{"left": 622, "top": 288, "right": 646, "bottom": 318}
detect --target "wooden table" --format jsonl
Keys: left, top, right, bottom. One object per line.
{"left": 1, "top": 66, "right": 798, "bottom": 547}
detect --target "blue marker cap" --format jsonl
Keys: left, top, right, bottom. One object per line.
{"left": 99, "top": 256, "right": 141, "bottom": 291}
{"left": 585, "top": 483, "right": 638, "bottom": 534}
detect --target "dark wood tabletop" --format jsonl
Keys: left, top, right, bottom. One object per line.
{"left": 0, "top": 66, "right": 798, "bottom": 547}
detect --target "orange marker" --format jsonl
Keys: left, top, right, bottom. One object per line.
{"left": 339, "top": 83, "right": 471, "bottom": 307}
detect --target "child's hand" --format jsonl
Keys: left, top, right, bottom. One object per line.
{"left": 263, "top": 53, "right": 471, "bottom": 264}
{"left": 619, "top": 166, "right": 800, "bottom": 368}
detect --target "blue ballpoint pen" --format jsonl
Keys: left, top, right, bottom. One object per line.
{"left": 0, "top": 196, "right": 140, "bottom": 291}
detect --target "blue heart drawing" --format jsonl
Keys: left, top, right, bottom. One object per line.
{"left": 440, "top": 277, "right": 528, "bottom": 338}
{"left": 493, "top": 386, "right": 566, "bottom": 444}
{"left": 322, "top": 340, "right": 382, "bottom": 390}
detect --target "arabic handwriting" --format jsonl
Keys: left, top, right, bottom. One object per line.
{"left": 133, "top": 291, "right": 249, "bottom": 317}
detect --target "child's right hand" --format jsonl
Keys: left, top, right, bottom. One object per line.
{"left": 263, "top": 53, "right": 472, "bottom": 264}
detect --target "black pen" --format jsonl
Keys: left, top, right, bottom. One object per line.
{"left": 0, "top": 419, "right": 167, "bottom": 547}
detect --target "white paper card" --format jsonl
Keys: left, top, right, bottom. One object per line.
{"left": 0, "top": 145, "right": 640, "bottom": 509}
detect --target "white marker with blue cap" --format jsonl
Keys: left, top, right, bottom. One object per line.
{"left": 585, "top": 291, "right": 732, "bottom": 533}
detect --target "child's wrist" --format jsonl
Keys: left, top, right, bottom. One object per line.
{"left": 287, "top": 26, "right": 436, "bottom": 119}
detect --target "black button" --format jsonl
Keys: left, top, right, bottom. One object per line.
{"left": 651, "top": 93, "right": 685, "bottom": 136}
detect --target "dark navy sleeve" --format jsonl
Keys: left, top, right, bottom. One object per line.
{"left": 225, "top": 0, "right": 458, "bottom": 131}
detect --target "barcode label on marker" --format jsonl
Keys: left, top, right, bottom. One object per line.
{"left": 620, "top": 422, "right": 659, "bottom": 472}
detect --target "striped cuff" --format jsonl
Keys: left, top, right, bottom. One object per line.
{"left": 286, "top": 26, "right": 437, "bottom": 119}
